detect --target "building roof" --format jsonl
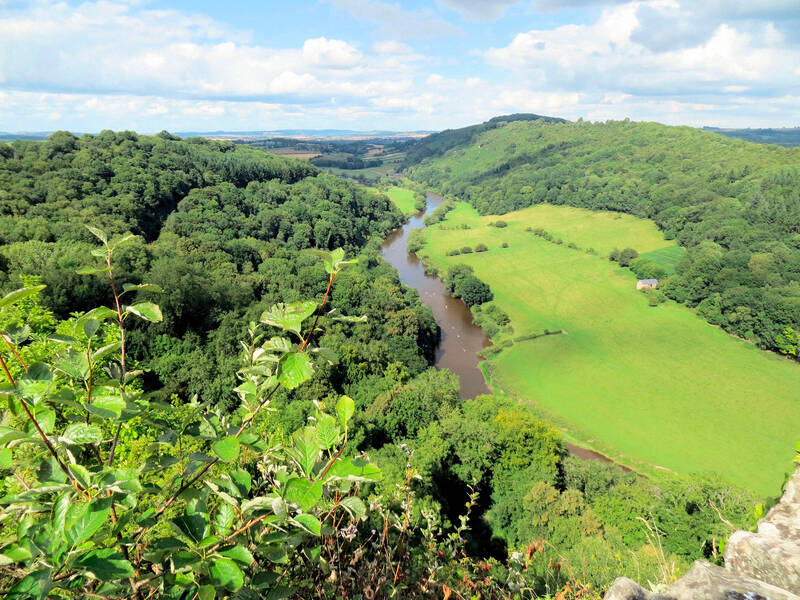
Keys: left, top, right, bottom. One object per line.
{"left": 638, "top": 279, "right": 659, "bottom": 285}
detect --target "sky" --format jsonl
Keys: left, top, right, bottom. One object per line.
{"left": 1, "top": 0, "right": 799, "bottom": 133}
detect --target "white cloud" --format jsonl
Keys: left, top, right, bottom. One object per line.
{"left": 302, "top": 37, "right": 362, "bottom": 68}
{"left": 485, "top": 1, "right": 800, "bottom": 98}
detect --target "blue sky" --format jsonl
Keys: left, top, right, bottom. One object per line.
{"left": 1, "top": 0, "right": 798, "bottom": 132}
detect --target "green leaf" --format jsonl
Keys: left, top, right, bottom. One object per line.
{"left": 336, "top": 395, "right": 355, "bottom": 428}
{"left": 60, "top": 423, "right": 103, "bottom": 445}
{"left": 321, "top": 248, "right": 357, "bottom": 275}
{"left": 65, "top": 497, "right": 112, "bottom": 547}
{"left": 292, "top": 514, "right": 321, "bottom": 536}
{"left": 86, "top": 225, "right": 108, "bottom": 244}
{"left": 121, "top": 282, "right": 163, "bottom": 295}
{"left": 277, "top": 351, "right": 313, "bottom": 390}
{"left": 230, "top": 469, "right": 252, "bottom": 496}
{"left": 0, "top": 545, "right": 32, "bottom": 565}
{"left": 213, "top": 503, "right": 235, "bottom": 536}
{"left": 219, "top": 545, "right": 254, "bottom": 565}
{"left": 111, "top": 233, "right": 137, "bottom": 247}
{"left": 82, "top": 318, "right": 100, "bottom": 338}
{"left": 68, "top": 463, "right": 92, "bottom": 489}
{"left": 0, "top": 426, "right": 27, "bottom": 445}
{"left": 260, "top": 301, "right": 317, "bottom": 336}
{"left": 87, "top": 388, "right": 125, "bottom": 419}
{"left": 212, "top": 437, "right": 239, "bottom": 463}
{"left": 284, "top": 478, "right": 323, "bottom": 512}
{"left": 315, "top": 413, "right": 339, "bottom": 450}
{"left": 327, "top": 457, "right": 382, "bottom": 482}
{"left": 126, "top": 302, "right": 163, "bottom": 323}
{"left": 209, "top": 557, "right": 244, "bottom": 592}
{"left": 197, "top": 585, "right": 216, "bottom": 600}
{"left": 4, "top": 568, "right": 52, "bottom": 600}
{"left": 0, "top": 286, "right": 46, "bottom": 310}
{"left": 290, "top": 426, "right": 320, "bottom": 477}
{"left": 341, "top": 496, "right": 367, "bottom": 520}
{"left": 172, "top": 512, "right": 210, "bottom": 544}
{"left": 52, "top": 492, "right": 72, "bottom": 535}
{"left": 75, "top": 548, "right": 134, "bottom": 581}
{"left": 92, "top": 342, "right": 121, "bottom": 362}
{"left": 271, "top": 497, "right": 288, "bottom": 520}
{"left": 0, "top": 448, "right": 11, "bottom": 468}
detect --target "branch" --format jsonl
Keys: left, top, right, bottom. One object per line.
{"left": 0, "top": 353, "right": 83, "bottom": 492}
{"left": 1, "top": 333, "right": 27, "bottom": 371}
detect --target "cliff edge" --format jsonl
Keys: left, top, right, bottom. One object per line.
{"left": 604, "top": 464, "right": 800, "bottom": 600}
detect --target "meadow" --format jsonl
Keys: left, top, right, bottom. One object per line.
{"left": 385, "top": 186, "right": 418, "bottom": 215}
{"left": 420, "top": 202, "right": 800, "bottom": 496}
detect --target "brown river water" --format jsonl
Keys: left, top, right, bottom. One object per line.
{"left": 380, "top": 192, "right": 619, "bottom": 466}
{"left": 381, "top": 193, "right": 491, "bottom": 399}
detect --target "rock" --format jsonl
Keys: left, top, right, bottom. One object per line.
{"left": 604, "top": 465, "right": 800, "bottom": 600}
{"left": 603, "top": 577, "right": 674, "bottom": 600}
{"left": 725, "top": 467, "right": 800, "bottom": 594}
{"left": 604, "top": 562, "right": 800, "bottom": 600}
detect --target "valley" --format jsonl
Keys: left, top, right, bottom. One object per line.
{"left": 414, "top": 201, "right": 800, "bottom": 496}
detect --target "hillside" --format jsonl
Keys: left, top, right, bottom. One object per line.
{"left": 405, "top": 119, "right": 800, "bottom": 353}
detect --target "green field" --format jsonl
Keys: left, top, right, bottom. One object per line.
{"left": 385, "top": 187, "right": 418, "bottom": 215}
{"left": 420, "top": 203, "right": 800, "bottom": 496}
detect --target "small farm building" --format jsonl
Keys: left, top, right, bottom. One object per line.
{"left": 636, "top": 279, "right": 659, "bottom": 290}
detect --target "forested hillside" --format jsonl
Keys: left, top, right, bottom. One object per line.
{"left": 0, "top": 131, "right": 437, "bottom": 414}
{"left": 405, "top": 119, "right": 800, "bottom": 352}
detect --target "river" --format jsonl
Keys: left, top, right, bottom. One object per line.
{"left": 381, "top": 193, "right": 491, "bottom": 399}
{"left": 380, "top": 191, "right": 621, "bottom": 467}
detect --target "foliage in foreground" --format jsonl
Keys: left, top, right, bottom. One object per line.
{"left": 0, "top": 233, "right": 385, "bottom": 598}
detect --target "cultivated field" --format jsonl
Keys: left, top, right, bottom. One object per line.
{"left": 420, "top": 203, "right": 800, "bottom": 496}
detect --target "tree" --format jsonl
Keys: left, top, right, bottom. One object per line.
{"left": 618, "top": 247, "right": 639, "bottom": 267}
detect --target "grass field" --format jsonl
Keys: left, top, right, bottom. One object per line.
{"left": 420, "top": 203, "right": 800, "bottom": 496}
{"left": 385, "top": 187, "right": 418, "bottom": 215}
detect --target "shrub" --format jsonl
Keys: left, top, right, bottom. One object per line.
{"left": 446, "top": 248, "right": 461, "bottom": 256}
{"left": 475, "top": 243, "right": 488, "bottom": 252}
{"left": 618, "top": 247, "right": 639, "bottom": 267}
{"left": 492, "top": 220, "right": 508, "bottom": 228}
{"left": 502, "top": 242, "right": 509, "bottom": 248}
{"left": 461, "top": 246, "right": 473, "bottom": 254}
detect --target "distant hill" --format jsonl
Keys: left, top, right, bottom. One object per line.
{"left": 1, "top": 129, "right": 432, "bottom": 142}
{"left": 704, "top": 126, "right": 800, "bottom": 147}
{"left": 0, "top": 131, "right": 53, "bottom": 141}
{"left": 400, "top": 113, "right": 567, "bottom": 168}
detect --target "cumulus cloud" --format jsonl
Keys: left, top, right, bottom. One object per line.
{"left": 0, "top": 0, "right": 424, "bottom": 104}
{"left": 302, "top": 37, "right": 362, "bottom": 68}
{"left": 485, "top": 1, "right": 800, "bottom": 100}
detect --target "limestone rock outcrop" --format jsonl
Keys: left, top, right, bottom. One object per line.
{"left": 604, "top": 464, "right": 800, "bottom": 600}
